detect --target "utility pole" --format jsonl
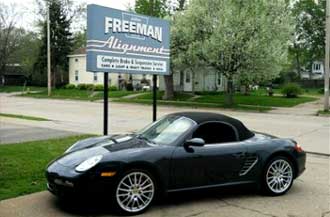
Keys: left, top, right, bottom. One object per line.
{"left": 325, "top": 0, "right": 330, "bottom": 111}
{"left": 47, "top": 2, "right": 51, "bottom": 96}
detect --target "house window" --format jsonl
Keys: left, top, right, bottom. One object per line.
{"left": 93, "top": 73, "right": 98, "bottom": 82}
{"left": 75, "top": 58, "right": 78, "bottom": 62}
{"left": 217, "top": 74, "right": 222, "bottom": 85}
{"left": 75, "top": 70, "right": 79, "bottom": 81}
{"left": 185, "top": 72, "right": 191, "bottom": 83}
{"left": 313, "top": 63, "right": 321, "bottom": 71}
{"left": 180, "top": 71, "right": 184, "bottom": 85}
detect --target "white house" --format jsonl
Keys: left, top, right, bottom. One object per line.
{"left": 68, "top": 48, "right": 155, "bottom": 89}
{"left": 301, "top": 61, "right": 326, "bottom": 80}
{"left": 159, "top": 67, "right": 226, "bottom": 92}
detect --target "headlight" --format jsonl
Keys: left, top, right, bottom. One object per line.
{"left": 75, "top": 155, "right": 103, "bottom": 172}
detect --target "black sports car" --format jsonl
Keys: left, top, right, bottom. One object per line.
{"left": 46, "top": 112, "right": 306, "bottom": 215}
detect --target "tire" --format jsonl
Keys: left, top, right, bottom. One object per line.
{"left": 262, "top": 156, "right": 294, "bottom": 196}
{"left": 113, "top": 169, "right": 156, "bottom": 215}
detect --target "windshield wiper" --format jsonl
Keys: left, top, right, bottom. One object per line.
{"left": 136, "top": 134, "right": 156, "bottom": 144}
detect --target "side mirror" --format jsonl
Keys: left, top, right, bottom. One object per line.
{"left": 185, "top": 138, "right": 205, "bottom": 147}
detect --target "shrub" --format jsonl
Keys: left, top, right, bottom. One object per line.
{"left": 318, "top": 88, "right": 324, "bottom": 94}
{"left": 109, "top": 86, "right": 118, "bottom": 91}
{"left": 94, "top": 84, "right": 104, "bottom": 91}
{"left": 126, "top": 83, "right": 134, "bottom": 91}
{"left": 77, "top": 84, "right": 87, "bottom": 90}
{"left": 85, "top": 84, "right": 95, "bottom": 91}
{"left": 195, "top": 91, "right": 221, "bottom": 95}
{"left": 281, "top": 83, "right": 303, "bottom": 98}
{"left": 64, "top": 84, "right": 76, "bottom": 89}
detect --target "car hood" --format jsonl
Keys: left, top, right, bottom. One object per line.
{"left": 57, "top": 135, "right": 151, "bottom": 167}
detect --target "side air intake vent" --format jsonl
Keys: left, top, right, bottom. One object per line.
{"left": 239, "top": 155, "right": 258, "bottom": 176}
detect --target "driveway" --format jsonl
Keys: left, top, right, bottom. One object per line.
{"left": 0, "top": 122, "right": 79, "bottom": 144}
{"left": 0, "top": 154, "right": 329, "bottom": 217}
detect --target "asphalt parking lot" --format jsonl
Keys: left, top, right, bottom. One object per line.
{"left": 0, "top": 154, "right": 329, "bottom": 217}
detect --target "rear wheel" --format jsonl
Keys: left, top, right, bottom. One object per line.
{"left": 262, "top": 156, "right": 294, "bottom": 196}
{"left": 114, "top": 170, "right": 156, "bottom": 215}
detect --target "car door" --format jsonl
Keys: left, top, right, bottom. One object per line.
{"left": 169, "top": 122, "right": 247, "bottom": 190}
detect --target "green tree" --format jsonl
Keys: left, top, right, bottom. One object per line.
{"left": 135, "top": 0, "right": 168, "bottom": 17}
{"left": 34, "top": 0, "right": 75, "bottom": 87}
{"left": 8, "top": 31, "right": 41, "bottom": 79}
{"left": 72, "top": 29, "right": 87, "bottom": 51}
{"left": 173, "top": 0, "right": 293, "bottom": 105}
{"left": 0, "top": 3, "right": 24, "bottom": 84}
{"left": 163, "top": 0, "right": 187, "bottom": 100}
{"left": 290, "top": 0, "right": 326, "bottom": 77}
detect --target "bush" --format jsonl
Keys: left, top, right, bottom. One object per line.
{"left": 94, "top": 84, "right": 104, "bottom": 91}
{"left": 64, "top": 84, "right": 76, "bottom": 89}
{"left": 195, "top": 91, "right": 222, "bottom": 95}
{"left": 281, "top": 83, "right": 303, "bottom": 98}
{"left": 85, "top": 84, "right": 95, "bottom": 91}
{"left": 318, "top": 88, "right": 324, "bottom": 94}
{"left": 126, "top": 83, "right": 134, "bottom": 91}
{"left": 109, "top": 86, "right": 118, "bottom": 91}
{"left": 77, "top": 84, "right": 87, "bottom": 90}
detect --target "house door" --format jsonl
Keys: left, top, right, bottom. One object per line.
{"left": 184, "top": 71, "right": 192, "bottom": 92}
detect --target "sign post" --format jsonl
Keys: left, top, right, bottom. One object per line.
{"left": 87, "top": 4, "right": 170, "bottom": 135}
{"left": 103, "top": 73, "right": 109, "bottom": 135}
{"left": 152, "top": 75, "right": 157, "bottom": 121}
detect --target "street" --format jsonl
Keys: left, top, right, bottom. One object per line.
{"left": 1, "top": 93, "right": 329, "bottom": 154}
{"left": 0, "top": 93, "right": 329, "bottom": 217}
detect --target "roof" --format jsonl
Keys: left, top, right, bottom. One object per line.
{"left": 170, "top": 112, "right": 254, "bottom": 141}
{"left": 67, "top": 48, "right": 86, "bottom": 58}
{"left": 72, "top": 47, "right": 86, "bottom": 55}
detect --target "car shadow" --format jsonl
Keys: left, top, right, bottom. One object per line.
{"left": 53, "top": 184, "right": 259, "bottom": 216}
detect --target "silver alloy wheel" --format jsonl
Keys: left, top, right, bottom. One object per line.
{"left": 266, "top": 159, "right": 293, "bottom": 194}
{"left": 116, "top": 171, "right": 155, "bottom": 213}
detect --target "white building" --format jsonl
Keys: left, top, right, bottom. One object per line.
{"left": 301, "top": 61, "right": 326, "bottom": 80}
{"left": 159, "top": 67, "right": 226, "bottom": 92}
{"left": 68, "top": 48, "right": 154, "bottom": 89}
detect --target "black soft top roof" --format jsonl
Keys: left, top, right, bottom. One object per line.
{"left": 170, "top": 112, "right": 254, "bottom": 141}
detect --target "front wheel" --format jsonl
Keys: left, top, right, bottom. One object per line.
{"left": 262, "top": 156, "right": 294, "bottom": 196}
{"left": 114, "top": 170, "right": 156, "bottom": 215}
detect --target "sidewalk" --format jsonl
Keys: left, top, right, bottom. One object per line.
{"left": 270, "top": 96, "right": 326, "bottom": 116}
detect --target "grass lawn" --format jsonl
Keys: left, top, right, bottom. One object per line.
{"left": 0, "top": 135, "right": 92, "bottom": 201}
{"left": 0, "top": 113, "right": 49, "bottom": 121}
{"left": 113, "top": 98, "right": 271, "bottom": 112}
{"left": 118, "top": 90, "right": 317, "bottom": 110}
{"left": 0, "top": 85, "right": 46, "bottom": 93}
{"left": 317, "top": 110, "right": 330, "bottom": 116}
{"left": 195, "top": 94, "right": 316, "bottom": 107}
{"left": 135, "top": 91, "right": 194, "bottom": 101}
{"left": 21, "top": 89, "right": 140, "bottom": 101}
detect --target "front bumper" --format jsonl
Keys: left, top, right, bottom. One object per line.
{"left": 46, "top": 161, "right": 116, "bottom": 197}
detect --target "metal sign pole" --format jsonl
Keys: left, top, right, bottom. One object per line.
{"left": 324, "top": 0, "right": 330, "bottom": 111}
{"left": 103, "top": 73, "right": 109, "bottom": 135}
{"left": 153, "top": 75, "right": 157, "bottom": 122}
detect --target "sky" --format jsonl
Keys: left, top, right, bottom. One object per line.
{"left": 0, "top": 0, "right": 136, "bottom": 31}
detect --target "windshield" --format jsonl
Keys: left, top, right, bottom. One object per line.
{"left": 137, "top": 116, "right": 196, "bottom": 145}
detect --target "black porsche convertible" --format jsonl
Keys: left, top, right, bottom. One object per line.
{"left": 46, "top": 112, "right": 306, "bottom": 214}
